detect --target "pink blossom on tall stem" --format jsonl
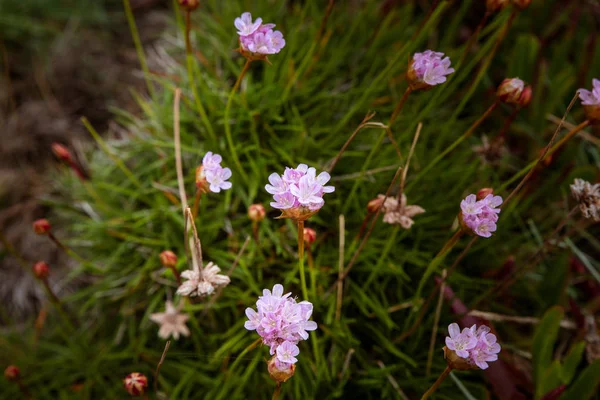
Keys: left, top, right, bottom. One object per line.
{"left": 235, "top": 12, "right": 285, "bottom": 59}
{"left": 196, "top": 152, "right": 232, "bottom": 194}
{"left": 459, "top": 193, "right": 503, "bottom": 238}
{"left": 578, "top": 79, "right": 600, "bottom": 105}
{"left": 407, "top": 50, "right": 455, "bottom": 90}
{"left": 444, "top": 323, "right": 501, "bottom": 370}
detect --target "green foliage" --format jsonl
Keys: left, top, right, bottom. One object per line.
{"left": 2, "top": 0, "right": 599, "bottom": 399}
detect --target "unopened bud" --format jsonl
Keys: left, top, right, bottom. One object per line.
{"left": 583, "top": 105, "right": 600, "bottom": 125}
{"left": 486, "top": 0, "right": 509, "bottom": 12}
{"left": 51, "top": 143, "right": 73, "bottom": 163}
{"left": 33, "top": 261, "right": 50, "bottom": 280}
{"left": 195, "top": 166, "right": 210, "bottom": 193}
{"left": 33, "top": 219, "right": 51, "bottom": 235}
{"left": 177, "top": 0, "right": 199, "bottom": 11}
{"left": 497, "top": 78, "right": 525, "bottom": 105}
{"left": 159, "top": 250, "right": 177, "bottom": 268}
{"left": 518, "top": 85, "right": 533, "bottom": 108}
{"left": 248, "top": 204, "right": 266, "bottom": 222}
{"left": 512, "top": 0, "right": 532, "bottom": 10}
{"left": 123, "top": 372, "right": 148, "bottom": 397}
{"left": 443, "top": 346, "right": 478, "bottom": 371}
{"left": 303, "top": 228, "right": 316, "bottom": 246}
{"left": 4, "top": 365, "right": 20, "bottom": 381}
{"left": 476, "top": 188, "right": 494, "bottom": 200}
{"left": 267, "top": 357, "right": 295, "bottom": 383}
{"left": 367, "top": 195, "right": 385, "bottom": 213}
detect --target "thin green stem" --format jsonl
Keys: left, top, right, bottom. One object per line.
{"left": 224, "top": 59, "right": 252, "bottom": 181}
{"left": 123, "top": 0, "right": 155, "bottom": 99}
{"left": 298, "top": 220, "right": 308, "bottom": 300}
{"left": 421, "top": 366, "right": 452, "bottom": 400}
{"left": 229, "top": 337, "right": 262, "bottom": 373}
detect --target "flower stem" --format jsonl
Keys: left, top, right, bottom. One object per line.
{"left": 272, "top": 383, "right": 282, "bottom": 400}
{"left": 48, "top": 233, "right": 87, "bottom": 264}
{"left": 421, "top": 366, "right": 452, "bottom": 400}
{"left": 192, "top": 189, "right": 202, "bottom": 218}
{"left": 229, "top": 337, "right": 262, "bottom": 372}
{"left": 123, "top": 0, "right": 155, "bottom": 99}
{"left": 458, "top": 12, "right": 489, "bottom": 68}
{"left": 389, "top": 87, "right": 413, "bottom": 127}
{"left": 297, "top": 220, "right": 309, "bottom": 300}
{"left": 224, "top": 59, "right": 252, "bottom": 181}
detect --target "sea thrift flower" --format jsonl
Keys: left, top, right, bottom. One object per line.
{"left": 497, "top": 78, "right": 525, "bottom": 105}
{"left": 235, "top": 12, "right": 285, "bottom": 60}
{"left": 244, "top": 284, "right": 317, "bottom": 365}
{"left": 123, "top": 373, "right": 148, "bottom": 397}
{"left": 33, "top": 219, "right": 51, "bottom": 235}
{"left": 303, "top": 228, "right": 316, "bottom": 246}
{"left": 486, "top": 0, "right": 509, "bottom": 12}
{"left": 407, "top": 50, "right": 455, "bottom": 90}
{"left": 150, "top": 301, "right": 190, "bottom": 340}
{"left": 176, "top": 262, "right": 230, "bottom": 297}
{"left": 459, "top": 193, "right": 502, "bottom": 238}
{"left": 33, "top": 261, "right": 50, "bottom": 280}
{"left": 377, "top": 194, "right": 426, "bottom": 229}
{"left": 248, "top": 204, "right": 266, "bottom": 222}
{"left": 196, "top": 152, "right": 232, "bottom": 194}
{"left": 267, "top": 357, "right": 296, "bottom": 383}
{"left": 578, "top": 79, "right": 600, "bottom": 123}
{"left": 570, "top": 179, "right": 600, "bottom": 222}
{"left": 159, "top": 250, "right": 178, "bottom": 268}
{"left": 265, "top": 164, "right": 334, "bottom": 221}
{"left": 4, "top": 365, "right": 20, "bottom": 381}
{"left": 444, "top": 323, "right": 501, "bottom": 370}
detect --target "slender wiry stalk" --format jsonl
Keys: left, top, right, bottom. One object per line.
{"left": 229, "top": 338, "right": 262, "bottom": 372}
{"left": 192, "top": 189, "right": 202, "bottom": 218}
{"left": 389, "top": 87, "right": 413, "bottom": 127}
{"left": 224, "top": 60, "right": 252, "bottom": 180}
{"left": 272, "top": 383, "right": 282, "bottom": 400}
{"left": 498, "top": 107, "right": 519, "bottom": 139}
{"left": 297, "top": 220, "right": 308, "bottom": 300}
{"left": 185, "top": 10, "right": 192, "bottom": 55}
{"left": 336, "top": 215, "right": 345, "bottom": 321}
{"left": 174, "top": 88, "right": 189, "bottom": 212}
{"left": 426, "top": 269, "right": 447, "bottom": 376}
{"left": 123, "top": 0, "right": 155, "bottom": 99}
{"left": 397, "top": 122, "right": 422, "bottom": 202}
{"left": 421, "top": 366, "right": 452, "bottom": 400}
{"left": 410, "top": 0, "right": 441, "bottom": 41}
{"left": 154, "top": 341, "right": 171, "bottom": 394}
{"left": 458, "top": 12, "right": 490, "bottom": 68}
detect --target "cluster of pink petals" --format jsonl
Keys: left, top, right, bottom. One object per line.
{"left": 245, "top": 284, "right": 317, "bottom": 367}
{"left": 460, "top": 193, "right": 503, "bottom": 238}
{"left": 265, "top": 164, "right": 334, "bottom": 211}
{"left": 203, "top": 152, "right": 232, "bottom": 193}
{"left": 235, "top": 12, "right": 285, "bottom": 55}
{"left": 412, "top": 50, "right": 455, "bottom": 86}
{"left": 578, "top": 78, "right": 600, "bottom": 105}
{"left": 445, "top": 323, "right": 501, "bottom": 370}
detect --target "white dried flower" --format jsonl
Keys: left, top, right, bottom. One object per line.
{"left": 149, "top": 301, "right": 190, "bottom": 340}
{"left": 378, "top": 194, "right": 426, "bottom": 229}
{"left": 176, "top": 262, "right": 230, "bottom": 297}
{"left": 570, "top": 179, "right": 600, "bottom": 221}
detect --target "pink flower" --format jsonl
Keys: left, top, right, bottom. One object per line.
{"left": 198, "top": 152, "right": 232, "bottom": 193}
{"left": 205, "top": 167, "right": 232, "bottom": 193}
{"left": 445, "top": 323, "right": 477, "bottom": 358}
{"left": 202, "top": 151, "right": 223, "bottom": 170}
{"left": 276, "top": 341, "right": 300, "bottom": 364}
{"left": 410, "top": 50, "right": 455, "bottom": 86}
{"left": 459, "top": 193, "right": 503, "bottom": 238}
{"left": 578, "top": 79, "right": 600, "bottom": 106}
{"left": 445, "top": 323, "right": 501, "bottom": 370}
{"left": 235, "top": 13, "right": 285, "bottom": 56}
{"left": 234, "top": 12, "right": 262, "bottom": 36}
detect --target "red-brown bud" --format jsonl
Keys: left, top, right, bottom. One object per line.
{"left": 518, "top": 85, "right": 533, "bottom": 108}
{"left": 486, "top": 0, "right": 509, "bottom": 12}
{"left": 584, "top": 105, "right": 600, "bottom": 125}
{"left": 123, "top": 372, "right": 148, "bottom": 397}
{"left": 248, "top": 204, "right": 266, "bottom": 222}
{"left": 51, "top": 143, "right": 73, "bottom": 163}
{"left": 159, "top": 250, "right": 178, "bottom": 268}
{"left": 33, "top": 219, "right": 51, "bottom": 235}
{"left": 497, "top": 78, "right": 525, "bottom": 105}
{"left": 33, "top": 261, "right": 50, "bottom": 280}
{"left": 195, "top": 166, "right": 210, "bottom": 193}
{"left": 512, "top": 0, "right": 532, "bottom": 10}
{"left": 177, "top": 0, "right": 199, "bottom": 11}
{"left": 303, "top": 228, "right": 317, "bottom": 246}
{"left": 367, "top": 195, "right": 385, "bottom": 213}
{"left": 4, "top": 365, "right": 20, "bottom": 381}
{"left": 476, "top": 188, "right": 494, "bottom": 200}
{"left": 267, "top": 357, "right": 296, "bottom": 383}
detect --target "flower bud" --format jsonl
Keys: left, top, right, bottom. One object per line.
{"left": 248, "top": 204, "right": 266, "bottom": 222}
{"left": 195, "top": 166, "right": 210, "bottom": 193}
{"left": 4, "top": 365, "right": 20, "bottom": 381}
{"left": 51, "top": 143, "right": 73, "bottom": 163}
{"left": 303, "top": 228, "right": 316, "bottom": 246}
{"left": 443, "top": 346, "right": 478, "bottom": 371}
{"left": 486, "top": 0, "right": 509, "bottom": 12}
{"left": 123, "top": 372, "right": 148, "bottom": 397}
{"left": 512, "top": 0, "right": 532, "bottom": 10}
{"left": 33, "top": 261, "right": 50, "bottom": 280}
{"left": 584, "top": 105, "right": 600, "bottom": 125}
{"left": 497, "top": 78, "right": 525, "bottom": 105}
{"left": 267, "top": 357, "right": 295, "bottom": 383}
{"left": 476, "top": 188, "right": 494, "bottom": 200}
{"left": 518, "top": 85, "right": 532, "bottom": 108}
{"left": 33, "top": 219, "right": 51, "bottom": 235}
{"left": 177, "top": 0, "right": 199, "bottom": 11}
{"left": 367, "top": 195, "right": 385, "bottom": 213}
{"left": 159, "top": 250, "right": 177, "bottom": 268}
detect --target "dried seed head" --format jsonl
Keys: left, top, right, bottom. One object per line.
{"left": 177, "top": 0, "right": 199, "bottom": 11}
{"left": 51, "top": 143, "right": 73, "bottom": 163}
{"left": 4, "top": 365, "right": 20, "bottom": 381}
{"left": 33, "top": 261, "right": 50, "bottom": 280}
{"left": 497, "top": 78, "right": 525, "bottom": 105}
{"left": 33, "top": 219, "right": 51, "bottom": 235}
{"left": 303, "top": 228, "right": 317, "bottom": 246}
{"left": 512, "top": 0, "right": 532, "bottom": 10}
{"left": 570, "top": 179, "right": 600, "bottom": 222}
{"left": 267, "top": 356, "right": 296, "bottom": 383}
{"left": 486, "top": 0, "right": 509, "bottom": 12}
{"left": 123, "top": 372, "right": 148, "bottom": 397}
{"left": 159, "top": 250, "right": 178, "bottom": 268}
{"left": 248, "top": 204, "right": 266, "bottom": 222}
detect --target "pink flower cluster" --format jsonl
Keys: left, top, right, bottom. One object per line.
{"left": 578, "top": 78, "right": 600, "bottom": 106}
{"left": 265, "top": 164, "right": 335, "bottom": 211}
{"left": 202, "top": 152, "right": 232, "bottom": 193}
{"left": 445, "top": 323, "right": 501, "bottom": 370}
{"left": 411, "top": 50, "right": 455, "bottom": 86}
{"left": 235, "top": 12, "right": 285, "bottom": 55}
{"left": 460, "top": 193, "right": 503, "bottom": 238}
{"left": 244, "top": 284, "right": 317, "bottom": 367}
